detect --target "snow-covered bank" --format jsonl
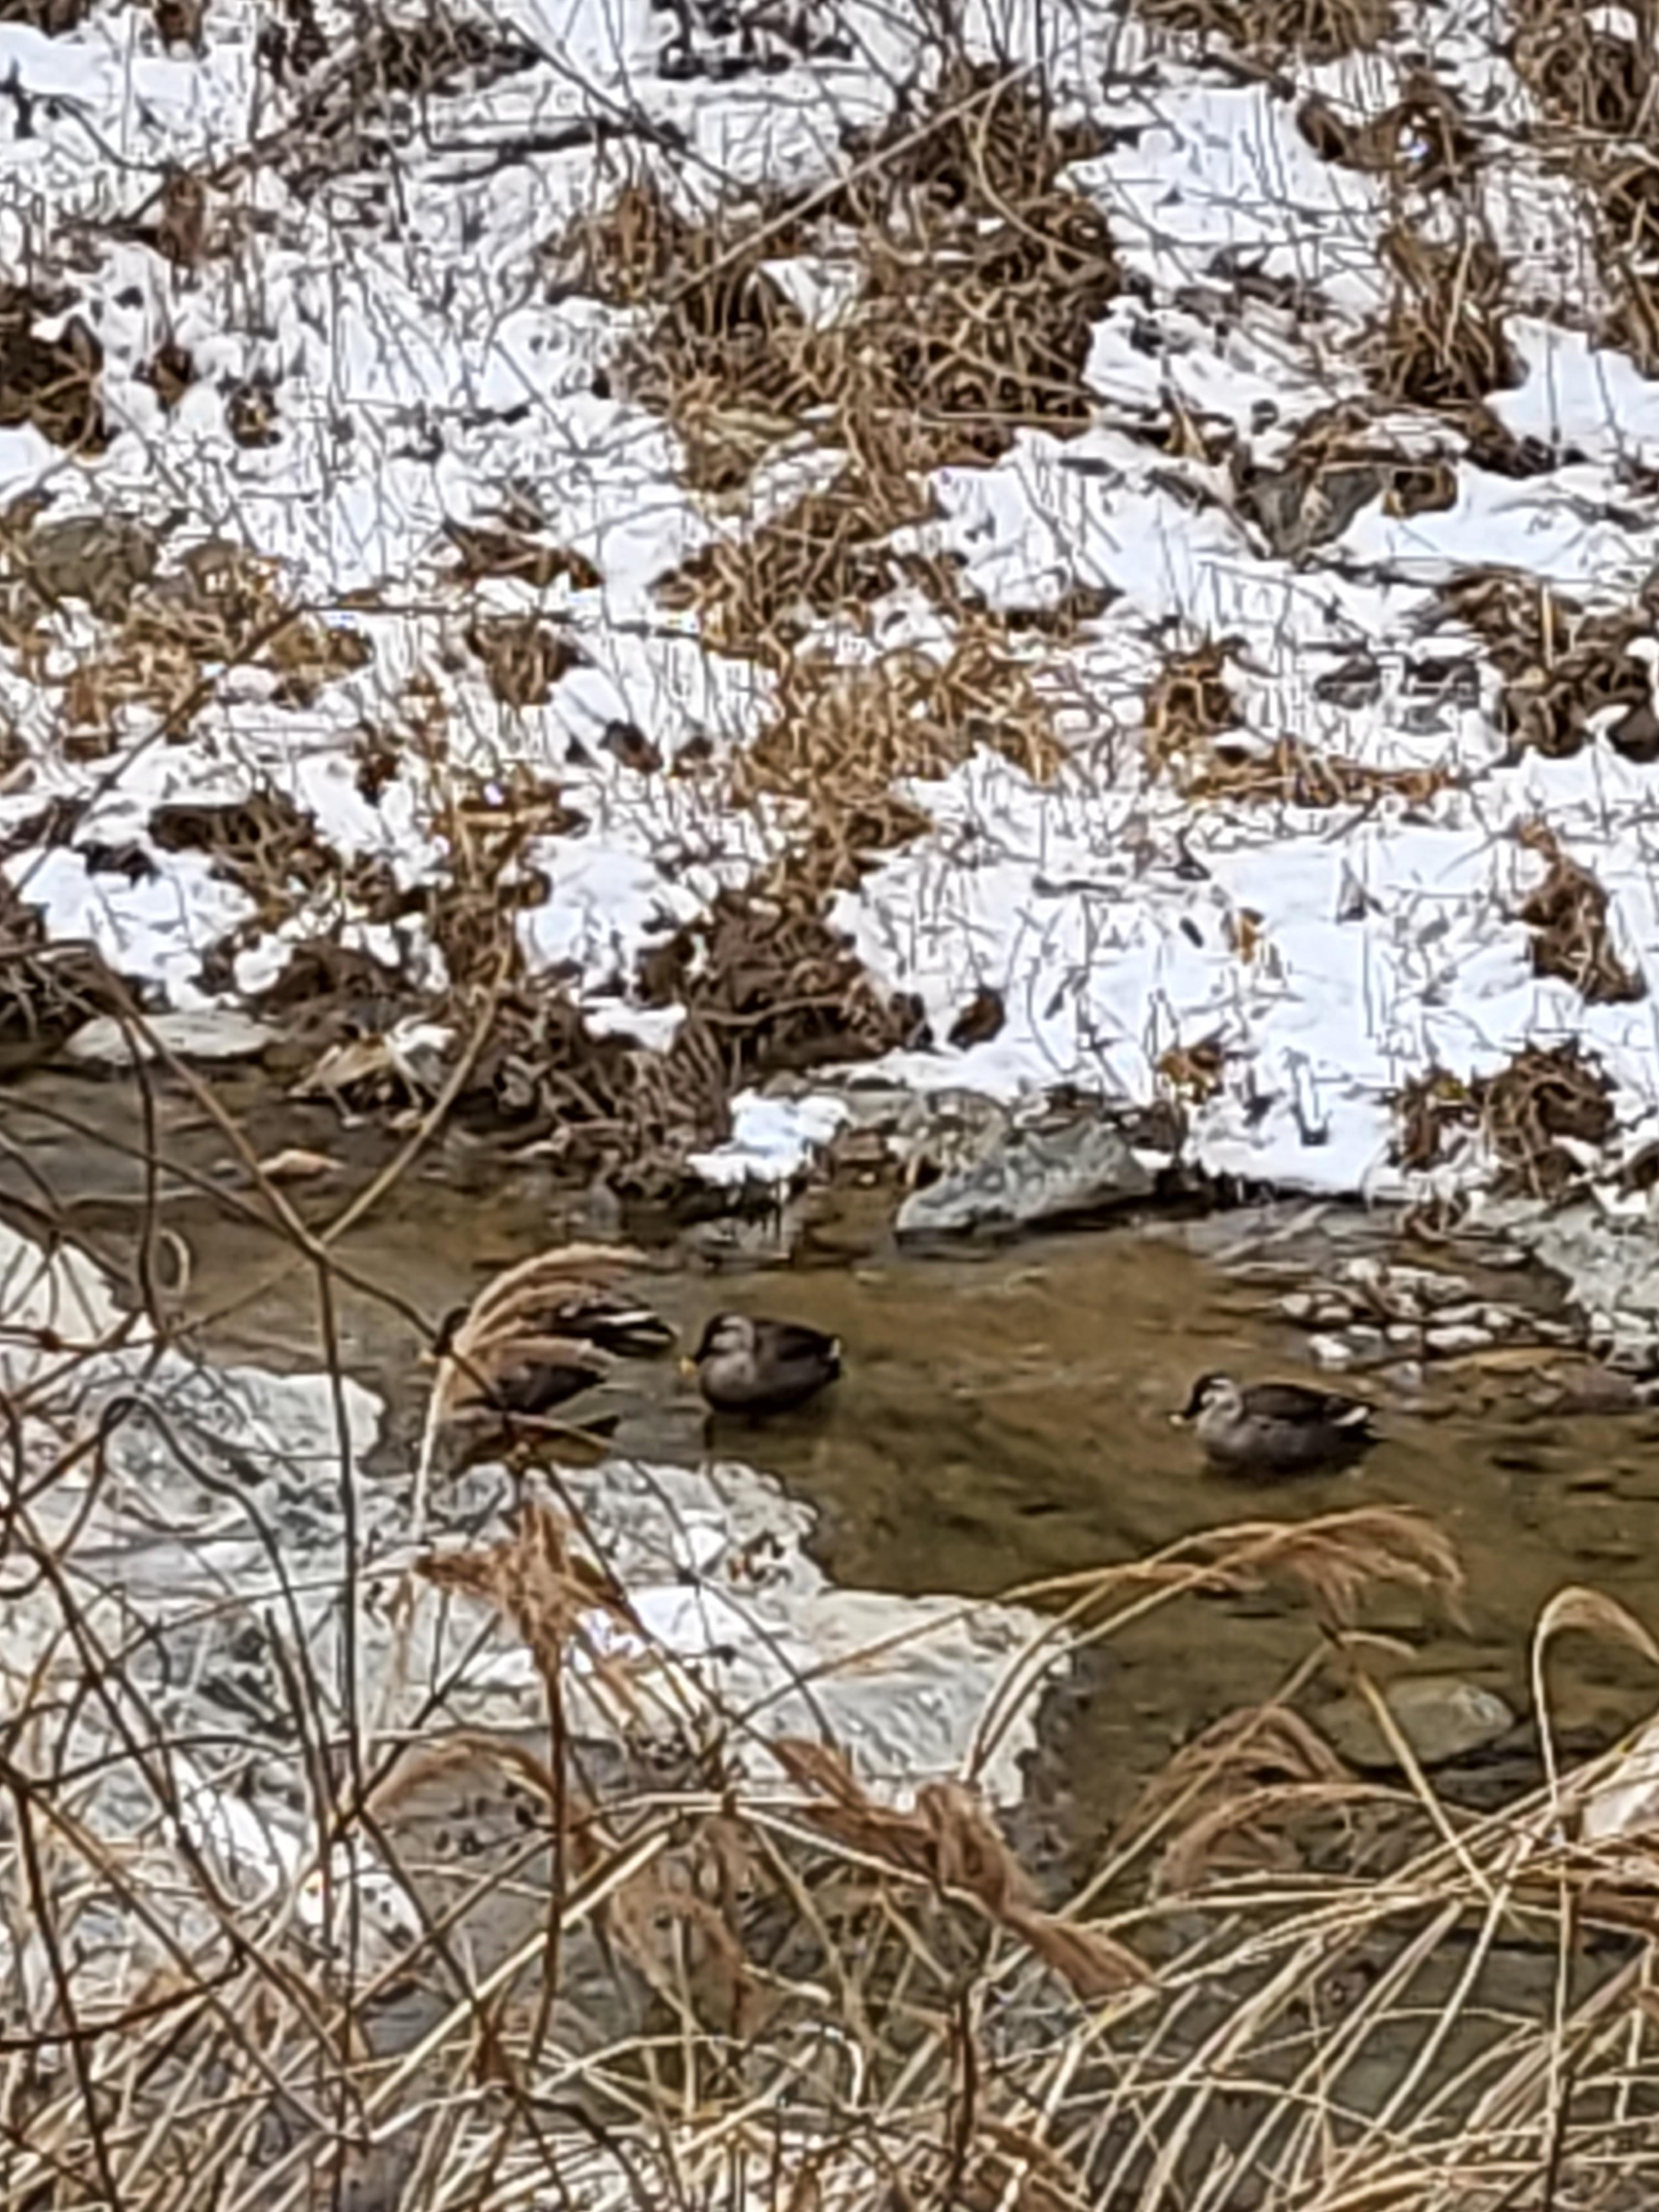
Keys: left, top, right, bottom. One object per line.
{"left": 2, "top": 0, "right": 1659, "bottom": 1317}
{"left": 0, "top": 1213, "right": 1059, "bottom": 1958}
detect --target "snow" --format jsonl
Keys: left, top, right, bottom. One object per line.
{"left": 0, "top": 1218, "right": 1058, "bottom": 1944}
{"left": 0, "top": 0, "right": 1657, "bottom": 1249}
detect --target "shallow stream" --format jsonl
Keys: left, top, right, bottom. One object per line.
{"left": 7, "top": 1058, "right": 1659, "bottom": 1857}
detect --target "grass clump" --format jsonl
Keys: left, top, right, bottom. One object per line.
{"left": 1440, "top": 565, "right": 1659, "bottom": 760}
{"left": 1128, "top": 0, "right": 1392, "bottom": 64}
{"left": 554, "top": 60, "right": 1119, "bottom": 501}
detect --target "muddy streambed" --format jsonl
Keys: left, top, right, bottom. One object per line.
{"left": 6, "top": 1060, "right": 1659, "bottom": 1857}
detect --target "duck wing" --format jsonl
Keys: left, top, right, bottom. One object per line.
{"left": 445, "top": 1333, "right": 611, "bottom": 1417}
{"left": 756, "top": 1321, "right": 841, "bottom": 1372}
{"left": 1245, "top": 1382, "right": 1371, "bottom": 1428}
{"left": 546, "top": 1283, "right": 676, "bottom": 1358}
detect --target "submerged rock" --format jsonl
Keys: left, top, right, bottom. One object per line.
{"left": 1319, "top": 1676, "right": 1516, "bottom": 1770}
{"left": 896, "top": 1099, "right": 1154, "bottom": 1238}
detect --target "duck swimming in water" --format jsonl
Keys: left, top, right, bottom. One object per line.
{"left": 687, "top": 1313, "right": 841, "bottom": 1417}
{"left": 430, "top": 1244, "right": 674, "bottom": 1423}
{"left": 1177, "top": 1372, "right": 1376, "bottom": 1475}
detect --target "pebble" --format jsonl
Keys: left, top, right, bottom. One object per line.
{"left": 1308, "top": 1333, "right": 1358, "bottom": 1370}
{"left": 1320, "top": 1677, "right": 1517, "bottom": 1770}
{"left": 1425, "top": 1323, "right": 1495, "bottom": 1355}
{"left": 1432, "top": 1302, "right": 1490, "bottom": 1331}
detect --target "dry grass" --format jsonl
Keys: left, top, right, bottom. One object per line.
{"left": 1510, "top": 0, "right": 1659, "bottom": 366}
{"left": 0, "top": 279, "right": 105, "bottom": 452}
{"left": 1368, "top": 216, "right": 1521, "bottom": 413}
{"left": 636, "top": 855, "right": 930, "bottom": 1081}
{"left": 732, "top": 621, "right": 1068, "bottom": 886}
{"left": 1144, "top": 638, "right": 1451, "bottom": 808}
{"left": 22, "top": 1335, "right": 1659, "bottom": 2212}
{"left": 1515, "top": 819, "right": 1645, "bottom": 1005}
{"left": 1128, "top": 0, "right": 1392, "bottom": 63}
{"left": 1237, "top": 399, "right": 1459, "bottom": 560}
{"left": 1392, "top": 1039, "right": 1616, "bottom": 1194}
{"left": 559, "top": 61, "right": 1118, "bottom": 504}
{"left": 1440, "top": 566, "right": 1659, "bottom": 760}
{"left": 0, "top": 875, "right": 118, "bottom": 1072}
{"left": 557, "top": 67, "right": 1114, "bottom": 959}
{"left": 18, "top": 535, "right": 375, "bottom": 748}
{"left": 464, "top": 612, "right": 585, "bottom": 707}
{"left": 655, "top": 463, "right": 939, "bottom": 653}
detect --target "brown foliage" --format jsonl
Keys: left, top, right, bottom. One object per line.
{"left": 419, "top": 1499, "right": 640, "bottom": 1688}
{"left": 1442, "top": 566, "right": 1656, "bottom": 761}
{"left": 770, "top": 1738, "right": 1146, "bottom": 2001}
{"left": 637, "top": 863, "right": 930, "bottom": 1083}
{"left": 1369, "top": 219, "right": 1520, "bottom": 413}
{"left": 1515, "top": 820, "right": 1645, "bottom": 1005}
{"left": 1128, "top": 0, "right": 1391, "bottom": 62}
{"left": 559, "top": 62, "right": 1118, "bottom": 504}
{"left": 1392, "top": 1040, "right": 1618, "bottom": 1196}
{"left": 733, "top": 624, "right": 1066, "bottom": 883}
{"left": 1479, "top": 1039, "right": 1616, "bottom": 1198}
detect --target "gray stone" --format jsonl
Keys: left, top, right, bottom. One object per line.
{"left": 65, "top": 1009, "right": 278, "bottom": 1065}
{"left": 895, "top": 1105, "right": 1153, "bottom": 1238}
{"left": 1320, "top": 1677, "right": 1516, "bottom": 1770}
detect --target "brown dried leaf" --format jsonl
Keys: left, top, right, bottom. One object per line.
{"left": 419, "top": 1500, "right": 640, "bottom": 1688}
{"left": 1000, "top": 1902, "right": 1148, "bottom": 1998}
{"left": 771, "top": 1739, "right": 1147, "bottom": 1996}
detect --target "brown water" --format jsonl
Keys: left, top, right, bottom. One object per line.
{"left": 6, "top": 1060, "right": 1659, "bottom": 1850}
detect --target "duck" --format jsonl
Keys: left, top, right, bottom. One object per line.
{"left": 686, "top": 1313, "right": 842, "bottom": 1417}
{"left": 430, "top": 1308, "right": 614, "bottom": 1418}
{"left": 429, "top": 1244, "right": 674, "bottom": 1426}
{"left": 1176, "top": 1371, "right": 1376, "bottom": 1475}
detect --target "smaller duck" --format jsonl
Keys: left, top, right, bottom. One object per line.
{"left": 429, "top": 1244, "right": 674, "bottom": 1428}
{"left": 430, "top": 1309, "right": 613, "bottom": 1418}
{"left": 1177, "top": 1372, "right": 1376, "bottom": 1475}
{"left": 687, "top": 1313, "right": 842, "bottom": 1417}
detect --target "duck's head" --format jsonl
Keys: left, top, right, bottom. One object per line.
{"left": 690, "top": 1312, "right": 754, "bottom": 1365}
{"left": 1177, "top": 1372, "right": 1241, "bottom": 1423}
{"left": 425, "top": 1303, "right": 471, "bottom": 1364}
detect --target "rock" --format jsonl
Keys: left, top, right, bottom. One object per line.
{"left": 895, "top": 1102, "right": 1153, "bottom": 1238}
{"left": 1308, "top": 1332, "right": 1358, "bottom": 1369}
{"left": 1425, "top": 1322, "right": 1494, "bottom": 1355}
{"left": 65, "top": 1009, "right": 278, "bottom": 1065}
{"left": 1320, "top": 1677, "right": 1516, "bottom": 1770}
{"left": 25, "top": 510, "right": 163, "bottom": 619}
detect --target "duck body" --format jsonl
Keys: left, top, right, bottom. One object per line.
{"left": 691, "top": 1313, "right": 841, "bottom": 1417}
{"left": 431, "top": 1246, "right": 674, "bottom": 1427}
{"left": 1180, "top": 1372, "right": 1375, "bottom": 1475}
{"left": 531, "top": 1279, "right": 676, "bottom": 1360}
{"left": 478, "top": 1334, "right": 612, "bottom": 1417}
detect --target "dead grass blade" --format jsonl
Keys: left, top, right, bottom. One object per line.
{"left": 419, "top": 1498, "right": 642, "bottom": 1688}
{"left": 425, "top": 1243, "right": 669, "bottom": 1433}
{"left": 770, "top": 1738, "right": 1147, "bottom": 2000}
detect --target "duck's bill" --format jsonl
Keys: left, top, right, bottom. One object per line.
{"left": 677, "top": 1355, "right": 699, "bottom": 1383}
{"left": 1168, "top": 1410, "right": 1190, "bottom": 1427}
